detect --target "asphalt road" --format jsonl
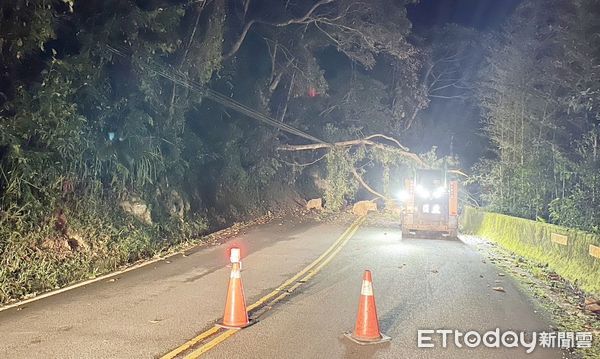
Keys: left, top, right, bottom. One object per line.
{"left": 0, "top": 214, "right": 564, "bottom": 358}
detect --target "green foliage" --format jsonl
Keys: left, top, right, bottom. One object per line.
{"left": 0, "top": 0, "right": 429, "bottom": 304}
{"left": 0, "top": 195, "right": 207, "bottom": 303}
{"left": 187, "top": 0, "right": 225, "bottom": 86}
{"left": 0, "top": 1, "right": 225, "bottom": 304}
{"left": 0, "top": 0, "right": 57, "bottom": 58}
{"left": 461, "top": 207, "right": 600, "bottom": 295}
{"left": 0, "top": 62, "right": 85, "bottom": 208}
{"left": 549, "top": 129, "right": 600, "bottom": 231}
{"left": 324, "top": 148, "right": 358, "bottom": 211}
{"left": 322, "top": 0, "right": 416, "bottom": 68}
{"left": 418, "top": 146, "right": 458, "bottom": 169}
{"left": 475, "top": 0, "right": 600, "bottom": 232}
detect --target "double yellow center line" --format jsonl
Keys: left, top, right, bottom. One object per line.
{"left": 160, "top": 216, "right": 366, "bottom": 359}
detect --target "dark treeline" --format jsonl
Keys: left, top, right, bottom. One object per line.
{"left": 474, "top": 0, "right": 600, "bottom": 232}
{"left": 0, "top": 0, "right": 598, "bottom": 302}
{"left": 0, "top": 0, "right": 424, "bottom": 222}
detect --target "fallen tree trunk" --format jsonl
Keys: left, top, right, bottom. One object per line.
{"left": 277, "top": 135, "right": 429, "bottom": 168}
{"left": 277, "top": 134, "right": 430, "bottom": 203}
{"left": 350, "top": 167, "right": 387, "bottom": 200}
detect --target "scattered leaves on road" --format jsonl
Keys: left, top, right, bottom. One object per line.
{"left": 492, "top": 287, "right": 506, "bottom": 292}
{"left": 461, "top": 234, "right": 600, "bottom": 358}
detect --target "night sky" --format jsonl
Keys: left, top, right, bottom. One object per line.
{"left": 404, "top": 0, "right": 523, "bottom": 167}
{"left": 408, "top": 0, "right": 522, "bottom": 30}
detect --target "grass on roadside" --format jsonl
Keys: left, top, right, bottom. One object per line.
{"left": 0, "top": 197, "right": 207, "bottom": 305}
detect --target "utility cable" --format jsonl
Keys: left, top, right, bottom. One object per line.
{"left": 104, "top": 45, "right": 327, "bottom": 144}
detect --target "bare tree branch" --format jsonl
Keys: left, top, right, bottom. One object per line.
{"left": 277, "top": 135, "right": 429, "bottom": 168}
{"left": 167, "top": 3, "right": 207, "bottom": 129}
{"left": 279, "top": 152, "right": 328, "bottom": 167}
{"left": 223, "top": 0, "right": 335, "bottom": 59}
{"left": 278, "top": 72, "right": 295, "bottom": 122}
{"left": 404, "top": 106, "right": 420, "bottom": 131}
{"left": 363, "top": 134, "right": 409, "bottom": 151}
{"left": 224, "top": 19, "right": 258, "bottom": 59}
{"left": 429, "top": 94, "right": 469, "bottom": 100}
{"left": 447, "top": 169, "right": 469, "bottom": 178}
{"left": 243, "top": 0, "right": 251, "bottom": 21}
{"left": 351, "top": 167, "right": 387, "bottom": 199}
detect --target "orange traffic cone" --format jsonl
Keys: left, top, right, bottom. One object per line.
{"left": 217, "top": 261, "right": 251, "bottom": 329}
{"left": 344, "top": 270, "right": 391, "bottom": 345}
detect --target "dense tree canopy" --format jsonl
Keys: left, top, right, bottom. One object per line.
{"left": 1, "top": 0, "right": 599, "bottom": 303}
{"left": 0, "top": 0, "right": 433, "bottom": 302}
{"left": 0, "top": 0, "right": 430, "bottom": 220}
{"left": 474, "top": 0, "right": 600, "bottom": 231}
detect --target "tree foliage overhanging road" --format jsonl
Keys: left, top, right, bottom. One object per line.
{"left": 0, "top": 0, "right": 425, "bottom": 303}
{"left": 0, "top": 0, "right": 599, "bottom": 303}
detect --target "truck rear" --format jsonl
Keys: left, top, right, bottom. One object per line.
{"left": 398, "top": 169, "right": 458, "bottom": 238}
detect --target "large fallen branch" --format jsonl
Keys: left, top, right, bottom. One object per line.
{"left": 447, "top": 169, "right": 469, "bottom": 178}
{"left": 277, "top": 134, "right": 429, "bottom": 168}
{"left": 277, "top": 134, "right": 430, "bottom": 202}
{"left": 350, "top": 167, "right": 387, "bottom": 200}
{"left": 362, "top": 134, "right": 409, "bottom": 151}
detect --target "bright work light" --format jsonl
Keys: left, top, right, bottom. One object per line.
{"left": 415, "top": 184, "right": 430, "bottom": 199}
{"left": 397, "top": 190, "right": 410, "bottom": 201}
{"left": 230, "top": 247, "right": 241, "bottom": 263}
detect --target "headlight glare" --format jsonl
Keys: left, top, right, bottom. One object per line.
{"left": 416, "top": 185, "right": 430, "bottom": 198}
{"left": 397, "top": 190, "right": 410, "bottom": 202}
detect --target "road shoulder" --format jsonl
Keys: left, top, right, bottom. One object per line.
{"left": 462, "top": 234, "right": 600, "bottom": 358}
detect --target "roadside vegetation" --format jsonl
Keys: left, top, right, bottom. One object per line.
{"left": 473, "top": 0, "right": 600, "bottom": 233}
{"left": 0, "top": 197, "right": 207, "bottom": 303}
{"left": 461, "top": 207, "right": 600, "bottom": 294}
{"left": 1, "top": 0, "right": 599, "bottom": 307}
{"left": 463, "top": 229, "right": 600, "bottom": 359}
{"left": 0, "top": 0, "right": 429, "bottom": 304}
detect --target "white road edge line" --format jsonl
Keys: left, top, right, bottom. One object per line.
{"left": 1, "top": 216, "right": 288, "bottom": 312}
{"left": 0, "top": 253, "right": 175, "bottom": 313}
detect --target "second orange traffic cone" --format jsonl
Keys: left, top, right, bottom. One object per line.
{"left": 217, "top": 261, "right": 250, "bottom": 329}
{"left": 344, "top": 270, "right": 391, "bottom": 345}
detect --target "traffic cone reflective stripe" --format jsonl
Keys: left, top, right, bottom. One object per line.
{"left": 345, "top": 270, "right": 391, "bottom": 345}
{"left": 230, "top": 266, "right": 241, "bottom": 279}
{"left": 361, "top": 279, "right": 373, "bottom": 296}
{"left": 218, "top": 262, "right": 250, "bottom": 329}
